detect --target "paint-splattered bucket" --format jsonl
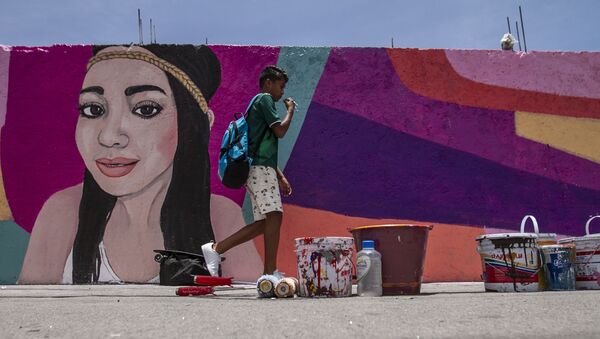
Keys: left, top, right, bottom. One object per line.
{"left": 519, "top": 215, "right": 557, "bottom": 290}
{"left": 476, "top": 230, "right": 540, "bottom": 292}
{"left": 558, "top": 216, "right": 600, "bottom": 290}
{"left": 294, "top": 237, "right": 354, "bottom": 297}
{"left": 539, "top": 244, "right": 576, "bottom": 291}
{"left": 349, "top": 224, "right": 433, "bottom": 295}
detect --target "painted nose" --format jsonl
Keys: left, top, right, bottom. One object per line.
{"left": 98, "top": 112, "right": 129, "bottom": 148}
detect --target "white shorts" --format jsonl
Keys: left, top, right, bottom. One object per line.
{"left": 246, "top": 166, "right": 283, "bottom": 221}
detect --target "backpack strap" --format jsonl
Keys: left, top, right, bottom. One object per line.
{"left": 244, "top": 93, "right": 267, "bottom": 118}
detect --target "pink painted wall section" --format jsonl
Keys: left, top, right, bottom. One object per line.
{"left": 445, "top": 50, "right": 600, "bottom": 99}
{"left": 0, "top": 46, "right": 11, "bottom": 221}
{"left": 0, "top": 46, "right": 10, "bottom": 129}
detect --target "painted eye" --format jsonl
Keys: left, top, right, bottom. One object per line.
{"left": 132, "top": 101, "right": 162, "bottom": 119}
{"left": 79, "top": 103, "right": 105, "bottom": 118}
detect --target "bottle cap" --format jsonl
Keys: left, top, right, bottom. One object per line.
{"left": 362, "top": 240, "right": 375, "bottom": 249}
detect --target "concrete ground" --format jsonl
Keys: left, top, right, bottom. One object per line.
{"left": 1, "top": 282, "right": 599, "bottom": 338}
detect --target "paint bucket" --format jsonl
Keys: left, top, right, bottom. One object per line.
{"left": 349, "top": 224, "right": 433, "bottom": 295}
{"left": 476, "top": 230, "right": 539, "bottom": 292}
{"left": 520, "top": 215, "right": 557, "bottom": 290}
{"left": 294, "top": 237, "right": 354, "bottom": 297}
{"left": 539, "top": 244, "right": 576, "bottom": 291}
{"left": 558, "top": 215, "right": 600, "bottom": 290}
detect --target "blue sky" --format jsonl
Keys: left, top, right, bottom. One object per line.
{"left": 1, "top": 0, "right": 599, "bottom": 51}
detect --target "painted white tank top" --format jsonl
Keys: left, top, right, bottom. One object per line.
{"left": 62, "top": 241, "right": 159, "bottom": 284}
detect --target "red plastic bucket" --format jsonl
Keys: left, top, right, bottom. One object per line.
{"left": 349, "top": 224, "right": 433, "bottom": 295}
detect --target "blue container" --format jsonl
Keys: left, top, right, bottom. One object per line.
{"left": 540, "top": 245, "right": 576, "bottom": 291}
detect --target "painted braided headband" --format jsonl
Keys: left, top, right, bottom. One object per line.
{"left": 86, "top": 51, "right": 214, "bottom": 127}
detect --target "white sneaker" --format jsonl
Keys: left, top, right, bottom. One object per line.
{"left": 201, "top": 242, "right": 221, "bottom": 277}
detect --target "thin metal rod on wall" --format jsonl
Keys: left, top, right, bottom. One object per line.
{"left": 506, "top": 17, "right": 511, "bottom": 34}
{"left": 138, "top": 9, "right": 143, "bottom": 44}
{"left": 150, "top": 18, "right": 153, "bottom": 43}
{"left": 519, "top": 6, "right": 527, "bottom": 52}
{"left": 515, "top": 21, "right": 522, "bottom": 51}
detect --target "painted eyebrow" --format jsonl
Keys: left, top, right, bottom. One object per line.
{"left": 80, "top": 86, "right": 104, "bottom": 95}
{"left": 124, "top": 85, "right": 166, "bottom": 96}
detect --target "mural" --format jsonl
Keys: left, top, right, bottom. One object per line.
{"left": 1, "top": 44, "right": 599, "bottom": 284}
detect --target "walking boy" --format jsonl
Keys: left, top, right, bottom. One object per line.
{"left": 202, "top": 65, "right": 296, "bottom": 279}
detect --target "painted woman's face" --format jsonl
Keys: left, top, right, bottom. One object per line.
{"left": 76, "top": 47, "right": 178, "bottom": 197}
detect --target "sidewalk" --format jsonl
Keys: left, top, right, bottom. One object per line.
{"left": 1, "top": 282, "right": 599, "bottom": 338}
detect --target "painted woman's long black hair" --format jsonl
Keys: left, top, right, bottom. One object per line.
{"left": 72, "top": 45, "right": 221, "bottom": 283}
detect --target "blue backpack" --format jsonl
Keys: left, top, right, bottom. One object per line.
{"left": 218, "top": 94, "right": 265, "bottom": 189}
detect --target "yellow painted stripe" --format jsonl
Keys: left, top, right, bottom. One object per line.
{"left": 515, "top": 111, "right": 600, "bottom": 164}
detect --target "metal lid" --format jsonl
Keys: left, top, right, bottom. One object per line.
{"left": 536, "top": 233, "right": 557, "bottom": 240}
{"left": 350, "top": 224, "right": 433, "bottom": 231}
{"left": 476, "top": 233, "right": 538, "bottom": 241}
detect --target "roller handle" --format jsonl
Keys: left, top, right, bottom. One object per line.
{"left": 520, "top": 215, "right": 539, "bottom": 234}
{"left": 585, "top": 215, "right": 600, "bottom": 236}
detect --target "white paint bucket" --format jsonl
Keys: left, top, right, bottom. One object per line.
{"left": 558, "top": 216, "right": 600, "bottom": 290}
{"left": 294, "top": 237, "right": 354, "bottom": 297}
{"left": 475, "top": 215, "right": 550, "bottom": 292}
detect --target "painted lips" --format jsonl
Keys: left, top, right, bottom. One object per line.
{"left": 95, "top": 157, "right": 139, "bottom": 178}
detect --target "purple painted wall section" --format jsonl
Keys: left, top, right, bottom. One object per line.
{"left": 284, "top": 101, "right": 600, "bottom": 235}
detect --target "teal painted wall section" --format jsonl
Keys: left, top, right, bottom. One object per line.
{"left": 242, "top": 47, "right": 330, "bottom": 225}
{"left": 276, "top": 47, "right": 330, "bottom": 169}
{"left": 0, "top": 221, "right": 29, "bottom": 284}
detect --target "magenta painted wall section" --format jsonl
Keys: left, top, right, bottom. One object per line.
{"left": 2, "top": 46, "right": 91, "bottom": 233}
{"left": 2, "top": 45, "right": 600, "bottom": 284}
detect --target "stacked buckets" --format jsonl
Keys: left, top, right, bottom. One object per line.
{"left": 476, "top": 215, "right": 557, "bottom": 292}
{"left": 558, "top": 216, "right": 600, "bottom": 290}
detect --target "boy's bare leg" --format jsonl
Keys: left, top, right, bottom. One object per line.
{"left": 263, "top": 211, "right": 283, "bottom": 274}
{"left": 214, "top": 219, "right": 266, "bottom": 254}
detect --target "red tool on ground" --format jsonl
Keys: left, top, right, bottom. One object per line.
{"left": 176, "top": 286, "right": 214, "bottom": 296}
{"left": 193, "top": 275, "right": 233, "bottom": 286}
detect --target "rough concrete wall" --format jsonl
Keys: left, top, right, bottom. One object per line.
{"left": 2, "top": 45, "right": 599, "bottom": 284}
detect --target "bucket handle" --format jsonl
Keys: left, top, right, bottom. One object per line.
{"left": 585, "top": 215, "right": 600, "bottom": 236}
{"left": 520, "top": 215, "right": 539, "bottom": 234}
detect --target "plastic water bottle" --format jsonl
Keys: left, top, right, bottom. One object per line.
{"left": 356, "top": 240, "right": 382, "bottom": 296}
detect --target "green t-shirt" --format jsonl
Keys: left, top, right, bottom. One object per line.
{"left": 247, "top": 94, "right": 281, "bottom": 169}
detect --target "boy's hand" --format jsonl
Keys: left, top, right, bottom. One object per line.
{"left": 284, "top": 97, "right": 296, "bottom": 113}
{"left": 278, "top": 175, "right": 292, "bottom": 197}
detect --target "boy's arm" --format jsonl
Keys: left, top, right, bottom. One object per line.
{"left": 271, "top": 99, "right": 296, "bottom": 138}
{"left": 276, "top": 167, "right": 292, "bottom": 196}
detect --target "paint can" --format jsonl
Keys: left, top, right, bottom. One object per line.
{"left": 520, "top": 215, "right": 557, "bottom": 290}
{"left": 476, "top": 232, "right": 539, "bottom": 292}
{"left": 349, "top": 224, "right": 433, "bottom": 295}
{"left": 294, "top": 237, "right": 354, "bottom": 297}
{"left": 539, "top": 244, "right": 576, "bottom": 291}
{"left": 558, "top": 215, "right": 600, "bottom": 290}
{"left": 256, "top": 275, "right": 278, "bottom": 298}
{"left": 274, "top": 277, "right": 298, "bottom": 298}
